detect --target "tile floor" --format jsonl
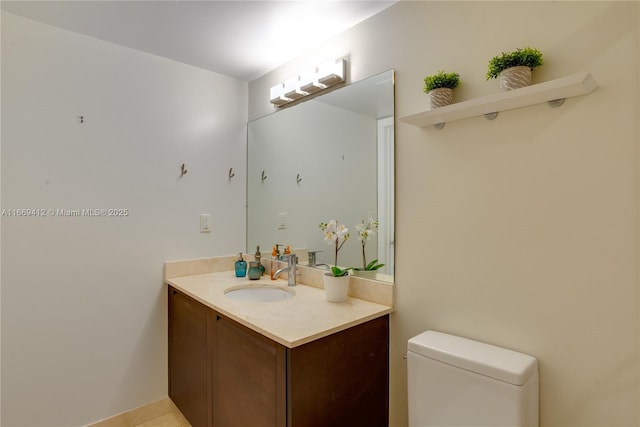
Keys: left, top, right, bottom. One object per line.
{"left": 134, "top": 410, "right": 190, "bottom": 426}
{"left": 90, "top": 398, "right": 190, "bottom": 427}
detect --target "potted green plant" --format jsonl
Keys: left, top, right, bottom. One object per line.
{"left": 319, "top": 220, "right": 351, "bottom": 302}
{"left": 423, "top": 71, "right": 460, "bottom": 109}
{"left": 486, "top": 46, "right": 543, "bottom": 91}
{"left": 353, "top": 217, "right": 384, "bottom": 278}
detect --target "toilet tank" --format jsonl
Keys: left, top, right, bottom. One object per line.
{"left": 408, "top": 331, "right": 538, "bottom": 427}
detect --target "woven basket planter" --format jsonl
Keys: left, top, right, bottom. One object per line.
{"left": 499, "top": 66, "right": 532, "bottom": 91}
{"left": 427, "top": 87, "right": 454, "bottom": 109}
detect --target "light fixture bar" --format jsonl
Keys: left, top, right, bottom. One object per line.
{"left": 317, "top": 58, "right": 346, "bottom": 86}
{"left": 269, "top": 58, "right": 347, "bottom": 107}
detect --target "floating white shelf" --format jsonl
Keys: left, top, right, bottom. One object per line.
{"left": 400, "top": 72, "right": 598, "bottom": 129}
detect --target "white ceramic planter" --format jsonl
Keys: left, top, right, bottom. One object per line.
{"left": 427, "top": 87, "right": 454, "bottom": 109}
{"left": 323, "top": 273, "right": 350, "bottom": 302}
{"left": 499, "top": 66, "right": 532, "bottom": 91}
{"left": 352, "top": 270, "right": 377, "bottom": 280}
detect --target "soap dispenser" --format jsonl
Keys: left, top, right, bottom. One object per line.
{"left": 254, "top": 245, "right": 265, "bottom": 276}
{"left": 248, "top": 261, "right": 261, "bottom": 280}
{"left": 270, "top": 245, "right": 281, "bottom": 280}
{"left": 235, "top": 252, "right": 247, "bottom": 277}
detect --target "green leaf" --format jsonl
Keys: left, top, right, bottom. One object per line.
{"left": 423, "top": 71, "right": 460, "bottom": 93}
{"left": 365, "top": 259, "right": 385, "bottom": 271}
{"left": 486, "top": 46, "right": 543, "bottom": 80}
{"left": 331, "top": 266, "right": 350, "bottom": 277}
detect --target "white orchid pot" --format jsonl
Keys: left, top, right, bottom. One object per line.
{"left": 323, "top": 273, "right": 350, "bottom": 302}
{"left": 499, "top": 66, "right": 532, "bottom": 91}
{"left": 352, "top": 270, "right": 377, "bottom": 279}
{"left": 427, "top": 87, "right": 454, "bottom": 109}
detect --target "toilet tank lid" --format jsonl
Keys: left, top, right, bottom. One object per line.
{"left": 408, "top": 331, "right": 538, "bottom": 386}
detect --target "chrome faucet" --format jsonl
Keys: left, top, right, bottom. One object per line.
{"left": 274, "top": 254, "right": 298, "bottom": 286}
{"left": 307, "top": 250, "right": 329, "bottom": 270}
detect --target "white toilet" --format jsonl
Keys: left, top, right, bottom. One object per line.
{"left": 408, "top": 330, "right": 539, "bottom": 426}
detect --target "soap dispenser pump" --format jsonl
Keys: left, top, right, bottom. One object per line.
{"left": 235, "top": 252, "right": 247, "bottom": 277}
{"left": 254, "top": 245, "right": 265, "bottom": 276}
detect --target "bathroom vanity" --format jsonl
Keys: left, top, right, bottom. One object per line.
{"left": 166, "top": 264, "right": 393, "bottom": 427}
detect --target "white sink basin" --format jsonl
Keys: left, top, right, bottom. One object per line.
{"left": 224, "top": 284, "right": 295, "bottom": 302}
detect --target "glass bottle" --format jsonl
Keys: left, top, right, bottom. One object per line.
{"left": 235, "top": 253, "right": 247, "bottom": 277}
{"left": 254, "top": 245, "right": 265, "bottom": 276}
{"left": 248, "top": 261, "right": 261, "bottom": 280}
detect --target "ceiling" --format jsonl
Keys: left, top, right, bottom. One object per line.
{"left": 1, "top": 0, "right": 395, "bottom": 82}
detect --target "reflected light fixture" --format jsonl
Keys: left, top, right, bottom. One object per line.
{"left": 270, "top": 58, "right": 346, "bottom": 107}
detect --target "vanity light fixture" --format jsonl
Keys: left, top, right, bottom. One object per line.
{"left": 270, "top": 58, "right": 346, "bottom": 107}
{"left": 269, "top": 83, "right": 289, "bottom": 106}
{"left": 299, "top": 67, "right": 324, "bottom": 94}
{"left": 317, "top": 59, "right": 346, "bottom": 86}
{"left": 283, "top": 76, "right": 306, "bottom": 101}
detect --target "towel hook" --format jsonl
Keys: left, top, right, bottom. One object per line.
{"left": 296, "top": 173, "right": 302, "bottom": 184}
{"left": 228, "top": 168, "right": 235, "bottom": 180}
{"left": 261, "top": 170, "right": 267, "bottom": 182}
{"left": 180, "top": 163, "right": 188, "bottom": 177}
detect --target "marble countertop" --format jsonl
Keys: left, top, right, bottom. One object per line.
{"left": 166, "top": 271, "right": 393, "bottom": 348}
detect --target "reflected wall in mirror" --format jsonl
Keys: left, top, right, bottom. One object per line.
{"left": 247, "top": 70, "right": 395, "bottom": 283}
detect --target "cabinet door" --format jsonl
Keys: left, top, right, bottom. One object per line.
{"left": 168, "top": 287, "right": 210, "bottom": 427}
{"left": 212, "top": 314, "right": 286, "bottom": 427}
{"left": 288, "top": 315, "right": 389, "bottom": 427}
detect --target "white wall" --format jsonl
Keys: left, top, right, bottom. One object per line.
{"left": 250, "top": 2, "right": 640, "bottom": 426}
{"left": 1, "top": 13, "right": 247, "bottom": 426}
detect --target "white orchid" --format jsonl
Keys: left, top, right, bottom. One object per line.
{"left": 355, "top": 217, "right": 384, "bottom": 271}
{"left": 356, "top": 217, "right": 378, "bottom": 242}
{"left": 319, "top": 220, "right": 350, "bottom": 276}
{"left": 322, "top": 220, "right": 349, "bottom": 244}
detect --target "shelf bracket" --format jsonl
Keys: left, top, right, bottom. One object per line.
{"left": 547, "top": 98, "right": 565, "bottom": 108}
{"left": 484, "top": 112, "right": 498, "bottom": 121}
{"left": 434, "top": 122, "right": 445, "bottom": 129}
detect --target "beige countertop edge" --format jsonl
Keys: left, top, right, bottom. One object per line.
{"left": 166, "top": 271, "right": 393, "bottom": 348}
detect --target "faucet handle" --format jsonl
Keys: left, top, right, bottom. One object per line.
{"left": 307, "top": 250, "right": 322, "bottom": 266}
{"left": 281, "top": 253, "right": 297, "bottom": 263}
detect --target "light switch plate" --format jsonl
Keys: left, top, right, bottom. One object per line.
{"left": 277, "top": 212, "right": 287, "bottom": 230}
{"left": 200, "top": 214, "right": 212, "bottom": 233}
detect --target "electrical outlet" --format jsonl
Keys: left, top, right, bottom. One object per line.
{"left": 200, "top": 214, "right": 212, "bottom": 233}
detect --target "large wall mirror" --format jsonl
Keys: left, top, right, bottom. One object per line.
{"left": 247, "top": 70, "right": 395, "bottom": 283}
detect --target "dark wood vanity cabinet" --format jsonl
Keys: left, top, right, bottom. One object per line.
{"left": 286, "top": 314, "right": 389, "bottom": 427}
{"left": 168, "top": 287, "right": 210, "bottom": 427}
{"left": 168, "top": 286, "right": 389, "bottom": 427}
{"left": 213, "top": 315, "right": 287, "bottom": 427}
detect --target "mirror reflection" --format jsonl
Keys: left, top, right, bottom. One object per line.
{"left": 247, "top": 70, "right": 395, "bottom": 283}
